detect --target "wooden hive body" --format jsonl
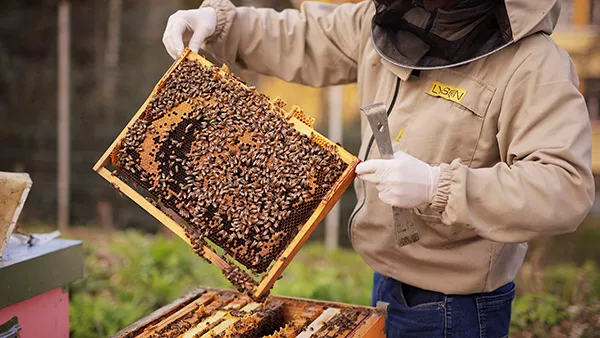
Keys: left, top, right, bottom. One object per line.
{"left": 94, "top": 49, "right": 360, "bottom": 300}
{"left": 111, "top": 288, "right": 385, "bottom": 338}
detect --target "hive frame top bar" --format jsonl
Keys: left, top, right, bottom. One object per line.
{"left": 110, "top": 287, "right": 386, "bottom": 338}
{"left": 94, "top": 48, "right": 360, "bottom": 300}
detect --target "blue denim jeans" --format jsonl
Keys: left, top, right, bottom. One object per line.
{"left": 372, "top": 272, "right": 515, "bottom": 338}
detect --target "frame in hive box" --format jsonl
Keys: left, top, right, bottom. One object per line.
{"left": 111, "top": 288, "right": 386, "bottom": 338}
{"left": 93, "top": 48, "right": 360, "bottom": 300}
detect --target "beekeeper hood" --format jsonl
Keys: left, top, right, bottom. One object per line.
{"left": 371, "top": 0, "right": 561, "bottom": 69}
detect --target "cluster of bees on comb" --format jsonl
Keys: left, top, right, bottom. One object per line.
{"left": 111, "top": 58, "right": 347, "bottom": 295}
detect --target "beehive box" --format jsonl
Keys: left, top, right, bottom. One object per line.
{"left": 94, "top": 49, "right": 359, "bottom": 300}
{"left": 111, "top": 288, "right": 385, "bottom": 338}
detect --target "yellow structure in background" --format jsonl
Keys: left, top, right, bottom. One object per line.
{"left": 553, "top": 0, "right": 600, "bottom": 87}
{"left": 555, "top": 0, "right": 600, "bottom": 172}
{"left": 575, "top": 0, "right": 593, "bottom": 26}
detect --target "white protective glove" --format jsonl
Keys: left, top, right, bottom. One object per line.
{"left": 355, "top": 151, "right": 441, "bottom": 209}
{"left": 162, "top": 8, "right": 217, "bottom": 60}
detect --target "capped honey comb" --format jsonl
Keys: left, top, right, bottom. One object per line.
{"left": 94, "top": 49, "right": 359, "bottom": 300}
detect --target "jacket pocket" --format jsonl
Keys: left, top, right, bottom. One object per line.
{"left": 395, "top": 69, "right": 495, "bottom": 167}
{"left": 378, "top": 276, "right": 446, "bottom": 337}
{"left": 476, "top": 283, "right": 516, "bottom": 338}
{"left": 413, "top": 206, "right": 477, "bottom": 247}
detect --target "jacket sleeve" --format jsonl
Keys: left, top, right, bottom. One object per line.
{"left": 200, "top": 0, "right": 371, "bottom": 87}
{"left": 431, "top": 48, "right": 595, "bottom": 243}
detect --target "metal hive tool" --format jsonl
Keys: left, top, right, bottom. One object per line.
{"left": 93, "top": 49, "right": 360, "bottom": 300}
{"left": 111, "top": 288, "right": 385, "bottom": 338}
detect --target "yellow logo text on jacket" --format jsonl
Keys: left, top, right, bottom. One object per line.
{"left": 428, "top": 81, "right": 468, "bottom": 104}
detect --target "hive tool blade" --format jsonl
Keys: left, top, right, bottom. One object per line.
{"left": 360, "top": 103, "right": 420, "bottom": 247}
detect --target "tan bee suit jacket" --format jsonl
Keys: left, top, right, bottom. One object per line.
{"left": 200, "top": 0, "right": 595, "bottom": 294}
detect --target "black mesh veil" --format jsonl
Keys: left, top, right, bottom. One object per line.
{"left": 371, "top": 0, "right": 513, "bottom": 69}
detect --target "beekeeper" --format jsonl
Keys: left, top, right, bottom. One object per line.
{"left": 162, "top": 0, "right": 595, "bottom": 336}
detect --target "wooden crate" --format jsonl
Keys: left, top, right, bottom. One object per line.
{"left": 0, "top": 172, "right": 33, "bottom": 259}
{"left": 93, "top": 49, "right": 359, "bottom": 300}
{"left": 111, "top": 288, "right": 385, "bottom": 338}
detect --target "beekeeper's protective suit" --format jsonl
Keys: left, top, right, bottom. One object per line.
{"left": 162, "top": 0, "right": 595, "bottom": 336}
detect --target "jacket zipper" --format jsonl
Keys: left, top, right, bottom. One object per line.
{"left": 347, "top": 77, "right": 401, "bottom": 241}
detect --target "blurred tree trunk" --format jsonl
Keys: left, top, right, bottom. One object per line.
{"left": 57, "top": 0, "right": 71, "bottom": 231}
{"left": 96, "top": 201, "right": 115, "bottom": 231}
{"left": 103, "top": 0, "right": 122, "bottom": 128}
{"left": 99, "top": 0, "right": 122, "bottom": 231}
{"left": 141, "top": 0, "right": 177, "bottom": 74}
{"left": 93, "top": 0, "right": 105, "bottom": 82}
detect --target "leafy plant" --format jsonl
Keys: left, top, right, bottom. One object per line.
{"left": 542, "top": 261, "right": 600, "bottom": 305}
{"left": 511, "top": 292, "right": 568, "bottom": 333}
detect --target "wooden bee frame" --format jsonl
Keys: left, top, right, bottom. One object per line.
{"left": 93, "top": 49, "right": 360, "bottom": 300}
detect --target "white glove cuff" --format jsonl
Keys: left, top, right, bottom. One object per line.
{"left": 431, "top": 162, "right": 453, "bottom": 212}
{"left": 428, "top": 165, "right": 441, "bottom": 204}
{"left": 200, "top": 0, "right": 236, "bottom": 42}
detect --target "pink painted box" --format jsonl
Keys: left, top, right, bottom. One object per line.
{"left": 0, "top": 239, "right": 83, "bottom": 337}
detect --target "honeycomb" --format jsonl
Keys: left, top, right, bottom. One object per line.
{"left": 109, "top": 56, "right": 349, "bottom": 294}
